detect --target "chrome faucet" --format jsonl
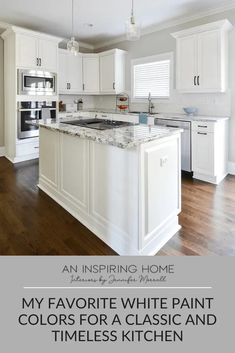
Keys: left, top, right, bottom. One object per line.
{"left": 148, "top": 92, "right": 154, "bottom": 114}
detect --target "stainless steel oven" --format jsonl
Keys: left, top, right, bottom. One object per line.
{"left": 18, "top": 69, "right": 57, "bottom": 95}
{"left": 18, "top": 101, "right": 57, "bottom": 139}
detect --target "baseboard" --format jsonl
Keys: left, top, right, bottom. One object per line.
{"left": 0, "top": 146, "right": 5, "bottom": 157}
{"left": 228, "top": 161, "right": 235, "bottom": 175}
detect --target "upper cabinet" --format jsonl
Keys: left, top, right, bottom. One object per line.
{"left": 58, "top": 48, "right": 126, "bottom": 95}
{"left": 82, "top": 54, "right": 100, "bottom": 94}
{"left": 99, "top": 49, "right": 126, "bottom": 94}
{"left": 2, "top": 27, "right": 61, "bottom": 73}
{"left": 59, "top": 49, "right": 83, "bottom": 94}
{"left": 16, "top": 34, "right": 59, "bottom": 72}
{"left": 172, "top": 20, "right": 232, "bottom": 93}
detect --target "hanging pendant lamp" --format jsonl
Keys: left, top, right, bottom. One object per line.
{"left": 67, "top": 0, "right": 79, "bottom": 55}
{"left": 126, "top": 0, "right": 141, "bottom": 41}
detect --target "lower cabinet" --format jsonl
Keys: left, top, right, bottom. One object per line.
{"left": 15, "top": 138, "right": 39, "bottom": 163}
{"left": 192, "top": 120, "right": 228, "bottom": 184}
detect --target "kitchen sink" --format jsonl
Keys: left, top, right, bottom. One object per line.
{"left": 62, "top": 118, "right": 136, "bottom": 130}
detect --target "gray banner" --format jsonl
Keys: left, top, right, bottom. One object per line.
{"left": 0, "top": 256, "right": 233, "bottom": 352}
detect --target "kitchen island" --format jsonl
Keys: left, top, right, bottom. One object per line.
{"left": 38, "top": 120, "right": 182, "bottom": 256}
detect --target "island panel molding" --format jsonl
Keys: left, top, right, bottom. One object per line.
{"left": 38, "top": 125, "right": 181, "bottom": 255}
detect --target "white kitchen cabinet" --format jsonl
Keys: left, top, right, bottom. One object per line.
{"left": 192, "top": 120, "right": 229, "bottom": 184}
{"left": 38, "top": 38, "right": 58, "bottom": 72}
{"left": 1, "top": 26, "right": 61, "bottom": 164}
{"left": 82, "top": 54, "right": 99, "bottom": 94}
{"left": 59, "top": 49, "right": 83, "bottom": 94}
{"left": 16, "top": 32, "right": 59, "bottom": 72}
{"left": 99, "top": 49, "right": 126, "bottom": 94}
{"left": 172, "top": 20, "right": 232, "bottom": 93}
{"left": 16, "top": 34, "right": 38, "bottom": 69}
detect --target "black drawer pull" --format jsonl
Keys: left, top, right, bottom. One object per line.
{"left": 194, "top": 76, "right": 197, "bottom": 86}
{"left": 197, "top": 132, "right": 207, "bottom": 135}
{"left": 197, "top": 76, "right": 200, "bottom": 85}
{"left": 198, "top": 125, "right": 207, "bottom": 128}
{"left": 166, "top": 125, "right": 179, "bottom": 128}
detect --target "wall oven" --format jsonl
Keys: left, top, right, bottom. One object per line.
{"left": 18, "top": 101, "right": 57, "bottom": 139}
{"left": 18, "top": 69, "right": 57, "bottom": 95}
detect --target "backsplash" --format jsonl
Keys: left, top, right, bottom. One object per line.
{"left": 93, "top": 90, "right": 232, "bottom": 117}
{"left": 59, "top": 95, "right": 95, "bottom": 111}
{"left": 59, "top": 90, "right": 231, "bottom": 117}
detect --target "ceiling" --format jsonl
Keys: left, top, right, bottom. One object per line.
{"left": 0, "top": 0, "right": 234, "bottom": 47}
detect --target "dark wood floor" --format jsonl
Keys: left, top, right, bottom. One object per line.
{"left": 0, "top": 156, "right": 235, "bottom": 256}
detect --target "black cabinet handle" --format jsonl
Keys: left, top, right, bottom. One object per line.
{"left": 197, "top": 76, "right": 200, "bottom": 86}
{"left": 36, "top": 58, "right": 39, "bottom": 66}
{"left": 194, "top": 76, "right": 197, "bottom": 86}
{"left": 197, "top": 132, "right": 207, "bottom": 135}
{"left": 198, "top": 125, "right": 207, "bottom": 128}
{"left": 166, "top": 125, "right": 180, "bottom": 128}
{"left": 83, "top": 83, "right": 85, "bottom": 91}
{"left": 113, "top": 82, "right": 115, "bottom": 90}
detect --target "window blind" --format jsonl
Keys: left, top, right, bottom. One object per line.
{"left": 133, "top": 59, "right": 170, "bottom": 99}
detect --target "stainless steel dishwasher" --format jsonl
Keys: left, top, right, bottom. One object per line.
{"left": 155, "top": 118, "right": 192, "bottom": 172}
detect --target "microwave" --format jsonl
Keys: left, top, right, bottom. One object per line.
{"left": 18, "top": 69, "right": 57, "bottom": 96}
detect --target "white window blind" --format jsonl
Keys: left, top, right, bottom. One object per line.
{"left": 133, "top": 58, "right": 171, "bottom": 99}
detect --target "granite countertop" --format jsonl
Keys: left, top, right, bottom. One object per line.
{"left": 155, "top": 113, "right": 230, "bottom": 122}
{"left": 39, "top": 121, "right": 182, "bottom": 149}
{"left": 58, "top": 109, "right": 229, "bottom": 122}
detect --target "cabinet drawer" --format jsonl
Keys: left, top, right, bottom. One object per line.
{"left": 16, "top": 140, "right": 39, "bottom": 157}
{"left": 192, "top": 121, "right": 215, "bottom": 133}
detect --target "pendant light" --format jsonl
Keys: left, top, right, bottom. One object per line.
{"left": 126, "top": 0, "right": 141, "bottom": 41}
{"left": 67, "top": 0, "right": 79, "bottom": 55}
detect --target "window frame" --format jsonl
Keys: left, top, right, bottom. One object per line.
{"left": 131, "top": 52, "right": 174, "bottom": 103}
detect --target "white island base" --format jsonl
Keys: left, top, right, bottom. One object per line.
{"left": 39, "top": 127, "right": 181, "bottom": 255}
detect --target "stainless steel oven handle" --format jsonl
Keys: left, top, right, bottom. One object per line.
{"left": 18, "top": 108, "right": 41, "bottom": 112}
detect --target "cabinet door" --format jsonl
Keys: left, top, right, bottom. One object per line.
{"left": 177, "top": 35, "right": 198, "bottom": 91}
{"left": 192, "top": 131, "right": 214, "bottom": 176}
{"left": 83, "top": 56, "right": 99, "bottom": 93}
{"left": 16, "top": 34, "right": 38, "bottom": 69}
{"left": 68, "top": 54, "right": 83, "bottom": 93}
{"left": 100, "top": 53, "right": 115, "bottom": 93}
{"left": 197, "top": 30, "right": 221, "bottom": 92}
{"left": 38, "top": 39, "right": 58, "bottom": 72}
{"left": 59, "top": 51, "right": 69, "bottom": 93}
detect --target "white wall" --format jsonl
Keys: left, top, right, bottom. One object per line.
{"left": 0, "top": 37, "right": 4, "bottom": 148}
{"left": 94, "top": 9, "right": 235, "bottom": 163}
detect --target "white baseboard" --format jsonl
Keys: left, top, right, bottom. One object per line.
{"left": 228, "top": 161, "right": 235, "bottom": 175}
{"left": 0, "top": 146, "right": 5, "bottom": 157}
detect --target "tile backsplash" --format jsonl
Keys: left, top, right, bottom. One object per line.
{"left": 60, "top": 89, "right": 231, "bottom": 117}
{"left": 93, "top": 90, "right": 232, "bottom": 117}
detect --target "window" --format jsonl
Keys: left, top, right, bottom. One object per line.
{"left": 132, "top": 53, "right": 173, "bottom": 100}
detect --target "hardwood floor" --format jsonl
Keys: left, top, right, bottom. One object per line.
{"left": 0, "top": 156, "right": 235, "bottom": 256}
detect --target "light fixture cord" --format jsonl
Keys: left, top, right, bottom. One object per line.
{"left": 72, "top": 0, "right": 74, "bottom": 37}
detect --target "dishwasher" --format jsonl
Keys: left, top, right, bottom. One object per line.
{"left": 155, "top": 118, "right": 192, "bottom": 172}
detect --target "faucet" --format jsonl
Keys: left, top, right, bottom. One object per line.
{"left": 148, "top": 92, "right": 155, "bottom": 115}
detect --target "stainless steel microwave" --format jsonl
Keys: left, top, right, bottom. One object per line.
{"left": 18, "top": 69, "right": 57, "bottom": 95}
